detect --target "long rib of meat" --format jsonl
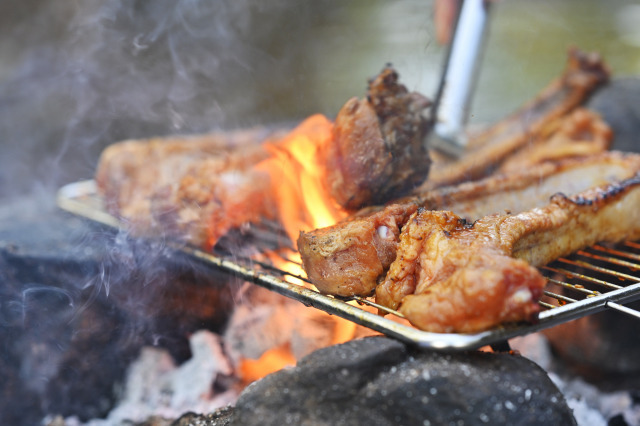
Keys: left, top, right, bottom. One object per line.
{"left": 385, "top": 174, "right": 640, "bottom": 333}
{"left": 420, "top": 48, "right": 610, "bottom": 191}
{"left": 95, "top": 128, "right": 286, "bottom": 247}
{"left": 321, "top": 66, "right": 432, "bottom": 210}
{"left": 298, "top": 152, "right": 640, "bottom": 297}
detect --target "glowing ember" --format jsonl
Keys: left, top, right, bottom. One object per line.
{"left": 238, "top": 343, "right": 296, "bottom": 384}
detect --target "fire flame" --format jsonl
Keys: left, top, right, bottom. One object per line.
{"left": 239, "top": 343, "right": 297, "bottom": 385}
{"left": 257, "top": 114, "right": 348, "bottom": 241}
{"left": 238, "top": 115, "right": 356, "bottom": 383}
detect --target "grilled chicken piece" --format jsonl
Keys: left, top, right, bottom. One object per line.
{"left": 298, "top": 152, "right": 640, "bottom": 297}
{"left": 389, "top": 174, "right": 640, "bottom": 333}
{"left": 421, "top": 48, "right": 610, "bottom": 191}
{"left": 322, "top": 66, "right": 432, "bottom": 210}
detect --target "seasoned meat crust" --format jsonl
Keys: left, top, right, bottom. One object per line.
{"left": 95, "top": 128, "right": 285, "bottom": 248}
{"left": 322, "top": 66, "right": 432, "bottom": 210}
{"left": 298, "top": 152, "right": 640, "bottom": 297}
{"left": 422, "top": 48, "right": 610, "bottom": 191}
{"left": 391, "top": 174, "right": 640, "bottom": 333}
{"left": 376, "top": 209, "right": 547, "bottom": 333}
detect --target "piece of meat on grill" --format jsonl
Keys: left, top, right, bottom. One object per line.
{"left": 496, "top": 108, "right": 612, "bottom": 174}
{"left": 322, "top": 65, "right": 432, "bottom": 210}
{"left": 298, "top": 152, "right": 640, "bottom": 297}
{"left": 387, "top": 174, "right": 640, "bottom": 333}
{"left": 421, "top": 48, "right": 610, "bottom": 192}
{"left": 95, "top": 128, "right": 285, "bottom": 247}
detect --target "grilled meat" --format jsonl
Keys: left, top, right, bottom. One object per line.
{"left": 95, "top": 128, "right": 285, "bottom": 247}
{"left": 496, "top": 108, "right": 612, "bottom": 174}
{"left": 322, "top": 66, "right": 432, "bottom": 210}
{"left": 95, "top": 66, "right": 433, "bottom": 246}
{"left": 376, "top": 209, "right": 546, "bottom": 332}
{"left": 421, "top": 48, "right": 610, "bottom": 191}
{"left": 298, "top": 152, "right": 640, "bottom": 297}
{"left": 391, "top": 174, "right": 640, "bottom": 333}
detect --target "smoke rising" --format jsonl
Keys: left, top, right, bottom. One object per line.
{"left": 0, "top": 0, "right": 334, "bottom": 200}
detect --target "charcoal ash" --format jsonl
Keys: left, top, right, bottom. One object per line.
{"left": 71, "top": 331, "right": 238, "bottom": 426}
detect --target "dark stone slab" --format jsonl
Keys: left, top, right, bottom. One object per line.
{"left": 588, "top": 77, "right": 640, "bottom": 153}
{"left": 231, "top": 336, "right": 576, "bottom": 426}
{"left": 0, "top": 196, "right": 237, "bottom": 425}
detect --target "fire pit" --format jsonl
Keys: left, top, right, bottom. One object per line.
{"left": 2, "top": 2, "right": 640, "bottom": 425}
{"left": 57, "top": 179, "right": 640, "bottom": 352}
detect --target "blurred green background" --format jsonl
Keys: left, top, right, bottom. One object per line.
{"left": 0, "top": 0, "right": 638, "bottom": 199}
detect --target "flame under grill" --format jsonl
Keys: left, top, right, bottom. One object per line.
{"left": 58, "top": 180, "right": 640, "bottom": 351}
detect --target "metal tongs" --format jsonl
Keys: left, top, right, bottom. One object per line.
{"left": 429, "top": 0, "right": 493, "bottom": 158}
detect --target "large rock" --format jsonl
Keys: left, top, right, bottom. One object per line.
{"left": 588, "top": 77, "right": 640, "bottom": 152}
{"left": 232, "top": 336, "right": 576, "bottom": 426}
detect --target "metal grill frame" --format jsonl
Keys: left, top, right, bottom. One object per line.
{"left": 57, "top": 180, "right": 640, "bottom": 351}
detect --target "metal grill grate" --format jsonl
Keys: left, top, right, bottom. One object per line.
{"left": 57, "top": 180, "right": 640, "bottom": 350}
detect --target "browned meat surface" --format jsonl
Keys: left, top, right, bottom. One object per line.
{"left": 321, "top": 66, "right": 432, "bottom": 210}
{"left": 376, "top": 210, "right": 546, "bottom": 332}
{"left": 390, "top": 174, "right": 640, "bottom": 333}
{"left": 421, "top": 48, "right": 610, "bottom": 191}
{"left": 296, "top": 203, "right": 416, "bottom": 297}
{"left": 298, "top": 152, "right": 640, "bottom": 297}
{"left": 95, "top": 128, "right": 285, "bottom": 247}
{"left": 496, "top": 108, "right": 612, "bottom": 174}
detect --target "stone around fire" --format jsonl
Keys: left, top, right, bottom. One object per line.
{"left": 230, "top": 336, "right": 577, "bottom": 426}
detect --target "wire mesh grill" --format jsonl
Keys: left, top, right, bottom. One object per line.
{"left": 57, "top": 180, "right": 640, "bottom": 350}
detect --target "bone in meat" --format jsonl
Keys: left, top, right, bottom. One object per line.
{"left": 298, "top": 152, "right": 640, "bottom": 297}
{"left": 421, "top": 48, "right": 610, "bottom": 191}
{"left": 95, "top": 128, "right": 285, "bottom": 247}
{"left": 389, "top": 174, "right": 640, "bottom": 333}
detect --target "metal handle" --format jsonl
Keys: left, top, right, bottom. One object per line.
{"left": 606, "top": 301, "right": 640, "bottom": 320}
{"left": 432, "top": 0, "right": 492, "bottom": 152}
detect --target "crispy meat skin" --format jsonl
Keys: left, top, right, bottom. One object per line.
{"left": 376, "top": 210, "right": 547, "bottom": 333}
{"left": 298, "top": 152, "right": 640, "bottom": 297}
{"left": 421, "top": 48, "right": 610, "bottom": 191}
{"left": 392, "top": 175, "right": 640, "bottom": 333}
{"left": 323, "top": 66, "right": 432, "bottom": 210}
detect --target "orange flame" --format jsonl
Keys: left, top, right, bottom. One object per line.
{"left": 257, "top": 114, "right": 348, "bottom": 241}
{"left": 237, "top": 116, "right": 358, "bottom": 383}
{"left": 239, "top": 343, "right": 297, "bottom": 384}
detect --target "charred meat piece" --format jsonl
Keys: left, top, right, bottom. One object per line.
{"left": 298, "top": 152, "right": 640, "bottom": 297}
{"left": 422, "top": 48, "right": 610, "bottom": 191}
{"left": 390, "top": 174, "right": 640, "bottom": 333}
{"left": 322, "top": 66, "right": 432, "bottom": 210}
{"left": 95, "top": 129, "right": 285, "bottom": 248}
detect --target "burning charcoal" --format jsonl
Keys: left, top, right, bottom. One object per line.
{"left": 0, "top": 198, "right": 237, "bottom": 423}
{"left": 231, "top": 336, "right": 576, "bottom": 426}
{"left": 98, "top": 331, "right": 236, "bottom": 425}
